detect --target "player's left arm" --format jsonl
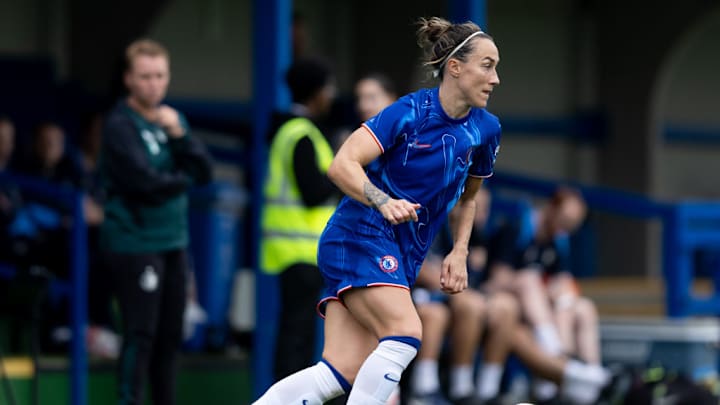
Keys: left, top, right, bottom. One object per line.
{"left": 441, "top": 176, "right": 484, "bottom": 294}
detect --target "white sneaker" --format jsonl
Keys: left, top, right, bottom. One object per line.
{"left": 561, "top": 361, "right": 610, "bottom": 405}
{"left": 86, "top": 326, "right": 121, "bottom": 359}
{"left": 183, "top": 300, "right": 207, "bottom": 341}
{"left": 532, "top": 378, "right": 558, "bottom": 401}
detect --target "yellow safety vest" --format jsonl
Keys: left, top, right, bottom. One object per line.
{"left": 261, "top": 117, "right": 336, "bottom": 274}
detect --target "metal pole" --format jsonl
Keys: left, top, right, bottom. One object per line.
{"left": 252, "top": 0, "right": 292, "bottom": 399}
{"left": 70, "top": 191, "right": 88, "bottom": 405}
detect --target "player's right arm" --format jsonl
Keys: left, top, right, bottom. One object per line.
{"left": 327, "top": 125, "right": 419, "bottom": 225}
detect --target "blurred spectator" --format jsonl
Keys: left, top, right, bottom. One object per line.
{"left": 0, "top": 116, "right": 14, "bottom": 171}
{"left": 409, "top": 189, "right": 517, "bottom": 405}
{"left": 331, "top": 72, "right": 398, "bottom": 153}
{"left": 486, "top": 187, "right": 603, "bottom": 402}
{"left": 78, "top": 110, "right": 106, "bottom": 210}
{"left": 9, "top": 121, "right": 81, "bottom": 281}
{"left": 1, "top": 115, "right": 20, "bottom": 255}
{"left": 292, "top": 11, "right": 309, "bottom": 60}
{"left": 0, "top": 116, "right": 19, "bottom": 262}
{"left": 410, "top": 189, "right": 610, "bottom": 404}
{"left": 100, "top": 38, "right": 212, "bottom": 405}
{"left": 261, "top": 57, "right": 338, "bottom": 381}
{"left": 16, "top": 121, "right": 82, "bottom": 188}
{"left": 76, "top": 110, "right": 121, "bottom": 358}
{"left": 0, "top": 116, "right": 39, "bottom": 356}
{"left": 355, "top": 72, "right": 398, "bottom": 122}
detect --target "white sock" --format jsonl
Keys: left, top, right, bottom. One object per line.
{"left": 411, "top": 359, "right": 440, "bottom": 395}
{"left": 449, "top": 365, "right": 474, "bottom": 399}
{"left": 561, "top": 360, "right": 610, "bottom": 405}
{"left": 532, "top": 325, "right": 562, "bottom": 401}
{"left": 252, "top": 361, "right": 347, "bottom": 405}
{"left": 347, "top": 337, "right": 420, "bottom": 405}
{"left": 386, "top": 385, "right": 401, "bottom": 405}
{"left": 533, "top": 379, "right": 558, "bottom": 401}
{"left": 476, "top": 363, "right": 503, "bottom": 400}
{"left": 534, "top": 323, "right": 563, "bottom": 355}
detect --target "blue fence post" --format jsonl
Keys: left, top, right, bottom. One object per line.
{"left": 70, "top": 191, "right": 88, "bottom": 405}
{"left": 662, "top": 204, "right": 687, "bottom": 317}
{"left": 252, "top": 0, "right": 292, "bottom": 399}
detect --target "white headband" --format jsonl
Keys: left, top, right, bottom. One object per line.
{"left": 432, "top": 30, "right": 485, "bottom": 78}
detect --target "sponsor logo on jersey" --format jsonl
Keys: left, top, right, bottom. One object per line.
{"left": 409, "top": 139, "right": 431, "bottom": 149}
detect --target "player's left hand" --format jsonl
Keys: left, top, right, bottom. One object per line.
{"left": 440, "top": 250, "right": 468, "bottom": 294}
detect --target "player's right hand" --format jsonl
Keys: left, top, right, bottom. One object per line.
{"left": 379, "top": 199, "right": 421, "bottom": 225}
{"left": 440, "top": 250, "right": 468, "bottom": 294}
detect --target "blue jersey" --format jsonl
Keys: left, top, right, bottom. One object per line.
{"left": 328, "top": 87, "right": 500, "bottom": 268}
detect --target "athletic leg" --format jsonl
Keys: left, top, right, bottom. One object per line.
{"left": 447, "top": 290, "right": 485, "bottom": 400}
{"left": 511, "top": 324, "right": 608, "bottom": 404}
{"left": 573, "top": 297, "right": 601, "bottom": 365}
{"left": 476, "top": 291, "right": 519, "bottom": 400}
{"left": 514, "top": 270, "right": 562, "bottom": 355}
{"left": 274, "top": 263, "right": 325, "bottom": 379}
{"left": 548, "top": 273, "right": 580, "bottom": 356}
{"left": 342, "top": 286, "right": 423, "bottom": 405}
{"left": 514, "top": 270, "right": 562, "bottom": 401}
{"left": 510, "top": 324, "right": 564, "bottom": 383}
{"left": 149, "top": 249, "right": 187, "bottom": 405}
{"left": 411, "top": 301, "right": 450, "bottom": 397}
{"left": 109, "top": 251, "right": 164, "bottom": 405}
{"left": 253, "top": 300, "right": 375, "bottom": 404}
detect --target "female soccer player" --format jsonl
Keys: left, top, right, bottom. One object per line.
{"left": 254, "top": 16, "right": 501, "bottom": 405}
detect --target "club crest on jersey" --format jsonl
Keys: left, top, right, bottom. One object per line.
{"left": 379, "top": 255, "right": 399, "bottom": 273}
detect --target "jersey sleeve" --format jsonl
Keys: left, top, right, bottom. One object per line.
{"left": 469, "top": 121, "right": 501, "bottom": 178}
{"left": 362, "top": 95, "right": 416, "bottom": 154}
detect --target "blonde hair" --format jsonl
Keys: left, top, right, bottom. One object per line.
{"left": 125, "top": 39, "right": 169, "bottom": 72}
{"left": 416, "top": 17, "right": 492, "bottom": 79}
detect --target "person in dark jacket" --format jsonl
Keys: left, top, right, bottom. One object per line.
{"left": 0, "top": 116, "right": 18, "bottom": 262}
{"left": 99, "top": 38, "right": 212, "bottom": 405}
{"left": 261, "top": 57, "right": 338, "bottom": 382}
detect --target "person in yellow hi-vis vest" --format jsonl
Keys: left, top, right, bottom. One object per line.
{"left": 261, "top": 58, "right": 338, "bottom": 382}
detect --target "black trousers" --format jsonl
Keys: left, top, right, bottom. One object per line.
{"left": 107, "top": 249, "right": 187, "bottom": 405}
{"left": 274, "top": 263, "right": 324, "bottom": 380}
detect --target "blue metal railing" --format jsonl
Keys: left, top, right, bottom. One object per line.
{"left": 0, "top": 172, "right": 87, "bottom": 405}
{"left": 488, "top": 171, "right": 720, "bottom": 318}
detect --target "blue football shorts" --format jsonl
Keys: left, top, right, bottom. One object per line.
{"left": 315, "top": 222, "right": 419, "bottom": 317}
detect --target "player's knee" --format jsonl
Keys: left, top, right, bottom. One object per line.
{"left": 488, "top": 291, "right": 520, "bottom": 324}
{"left": 394, "top": 322, "right": 423, "bottom": 342}
{"left": 417, "top": 303, "right": 450, "bottom": 330}
{"left": 575, "top": 297, "right": 598, "bottom": 322}
{"left": 514, "top": 270, "right": 542, "bottom": 294}
{"left": 373, "top": 310, "right": 423, "bottom": 341}
{"left": 450, "top": 291, "right": 486, "bottom": 319}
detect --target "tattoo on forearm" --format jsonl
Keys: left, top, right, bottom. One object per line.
{"left": 364, "top": 182, "right": 390, "bottom": 208}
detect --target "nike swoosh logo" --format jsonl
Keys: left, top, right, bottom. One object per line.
{"left": 384, "top": 373, "right": 400, "bottom": 383}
